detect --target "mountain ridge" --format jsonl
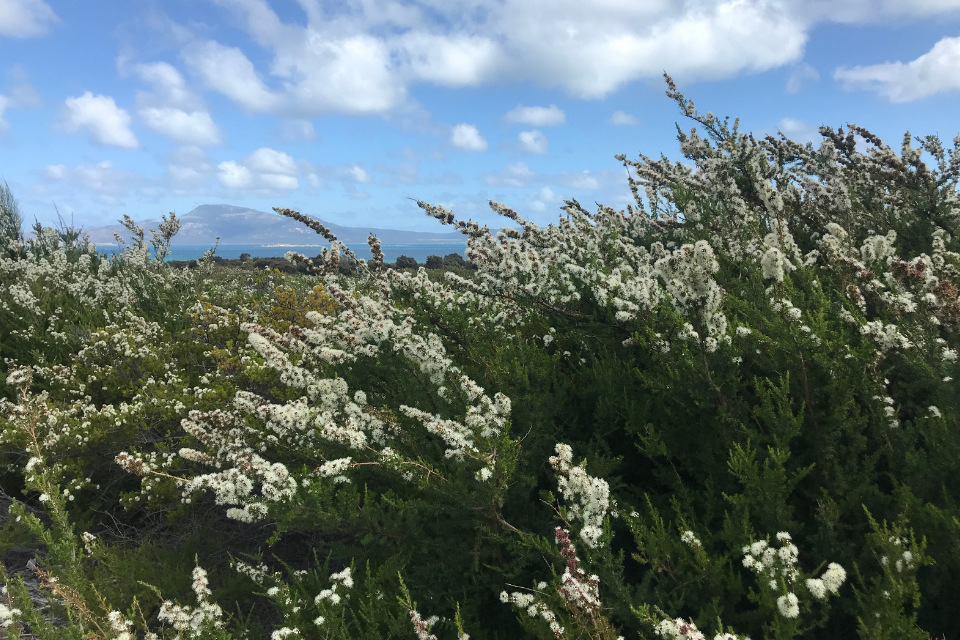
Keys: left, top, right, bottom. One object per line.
{"left": 80, "top": 204, "right": 479, "bottom": 246}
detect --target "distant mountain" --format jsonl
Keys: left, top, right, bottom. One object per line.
{"left": 80, "top": 204, "right": 473, "bottom": 246}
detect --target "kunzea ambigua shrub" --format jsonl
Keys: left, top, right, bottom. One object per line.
{"left": 2, "top": 73, "right": 960, "bottom": 639}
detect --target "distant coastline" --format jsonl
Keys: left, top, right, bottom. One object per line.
{"left": 94, "top": 242, "right": 469, "bottom": 263}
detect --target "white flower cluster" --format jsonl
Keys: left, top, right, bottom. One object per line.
{"left": 317, "top": 457, "right": 353, "bottom": 484}
{"left": 107, "top": 610, "right": 135, "bottom": 640}
{"left": 170, "top": 399, "right": 315, "bottom": 521}
{"left": 398, "top": 374, "right": 511, "bottom": 462}
{"left": 654, "top": 617, "right": 749, "bottom": 640}
{"left": 759, "top": 217, "right": 802, "bottom": 283}
{"left": 0, "top": 601, "right": 22, "bottom": 629}
{"left": 741, "top": 532, "right": 845, "bottom": 619}
{"left": 742, "top": 532, "right": 801, "bottom": 618}
{"left": 680, "top": 530, "right": 702, "bottom": 548}
{"left": 548, "top": 443, "right": 611, "bottom": 549}
{"left": 408, "top": 607, "right": 439, "bottom": 640}
{"left": 156, "top": 565, "right": 224, "bottom": 638}
{"left": 230, "top": 559, "right": 276, "bottom": 585}
{"left": 499, "top": 590, "right": 564, "bottom": 638}
{"left": 653, "top": 240, "right": 728, "bottom": 351}
{"left": 804, "top": 563, "right": 846, "bottom": 601}
{"left": 880, "top": 536, "right": 917, "bottom": 573}
{"left": 314, "top": 567, "right": 353, "bottom": 609}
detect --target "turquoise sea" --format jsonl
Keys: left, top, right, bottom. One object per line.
{"left": 95, "top": 242, "right": 469, "bottom": 264}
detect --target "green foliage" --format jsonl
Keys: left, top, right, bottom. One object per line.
{"left": 2, "top": 77, "right": 960, "bottom": 640}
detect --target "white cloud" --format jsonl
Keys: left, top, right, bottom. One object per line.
{"left": 786, "top": 63, "right": 819, "bottom": 94}
{"left": 41, "top": 160, "right": 142, "bottom": 196}
{"left": 526, "top": 186, "right": 557, "bottom": 212}
{"left": 163, "top": 146, "right": 216, "bottom": 190}
{"left": 278, "top": 119, "right": 318, "bottom": 141}
{"left": 260, "top": 173, "right": 299, "bottom": 190}
{"left": 504, "top": 104, "right": 566, "bottom": 126}
{"left": 0, "top": 95, "right": 9, "bottom": 131}
{"left": 61, "top": 92, "right": 140, "bottom": 149}
{"left": 181, "top": 40, "right": 279, "bottom": 112}
{"left": 777, "top": 117, "right": 821, "bottom": 143}
{"left": 348, "top": 165, "right": 372, "bottom": 183}
{"left": 566, "top": 170, "right": 599, "bottom": 190}
{"left": 518, "top": 130, "right": 548, "bottom": 154}
{"left": 834, "top": 35, "right": 960, "bottom": 102}
{"left": 246, "top": 147, "right": 298, "bottom": 175}
{"left": 44, "top": 163, "right": 65, "bottom": 180}
{"left": 126, "top": 60, "right": 201, "bottom": 111}
{"left": 217, "top": 147, "right": 302, "bottom": 192}
{"left": 0, "top": 0, "right": 59, "bottom": 38}
{"left": 160, "top": 0, "right": 960, "bottom": 123}
{"left": 450, "top": 123, "right": 488, "bottom": 151}
{"left": 396, "top": 31, "right": 503, "bottom": 87}
{"left": 168, "top": 0, "right": 829, "bottom": 118}
{"left": 217, "top": 160, "right": 254, "bottom": 188}
{"left": 123, "top": 59, "right": 223, "bottom": 146}
{"left": 140, "top": 107, "right": 221, "bottom": 145}
{"left": 483, "top": 162, "right": 535, "bottom": 188}
{"left": 610, "top": 110, "right": 638, "bottom": 126}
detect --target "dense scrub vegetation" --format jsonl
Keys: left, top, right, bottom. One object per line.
{"left": 1, "top": 75, "right": 959, "bottom": 640}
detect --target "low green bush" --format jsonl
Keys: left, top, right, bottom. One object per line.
{"left": 1, "top": 74, "right": 959, "bottom": 640}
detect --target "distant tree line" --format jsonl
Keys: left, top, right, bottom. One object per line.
{"left": 165, "top": 251, "right": 478, "bottom": 275}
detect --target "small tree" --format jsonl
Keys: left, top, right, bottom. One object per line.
{"left": 395, "top": 254, "right": 418, "bottom": 269}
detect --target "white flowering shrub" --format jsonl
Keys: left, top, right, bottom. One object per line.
{"left": 1, "top": 74, "right": 959, "bottom": 639}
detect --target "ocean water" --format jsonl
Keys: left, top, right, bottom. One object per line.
{"left": 95, "top": 242, "right": 469, "bottom": 264}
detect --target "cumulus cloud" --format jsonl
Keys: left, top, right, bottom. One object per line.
{"left": 504, "top": 104, "right": 566, "bottom": 126}
{"left": 610, "top": 110, "right": 638, "bottom": 125}
{"left": 834, "top": 35, "right": 960, "bottom": 102}
{"left": 217, "top": 160, "right": 254, "bottom": 189}
{"left": 217, "top": 147, "right": 300, "bottom": 192}
{"left": 277, "top": 119, "right": 318, "bottom": 141}
{"left": 450, "top": 124, "right": 488, "bottom": 151}
{"left": 181, "top": 40, "right": 279, "bottom": 112}
{"left": 259, "top": 173, "right": 298, "bottom": 190}
{"left": 777, "top": 117, "right": 821, "bottom": 143}
{"left": 518, "top": 130, "right": 548, "bottom": 154}
{"left": 60, "top": 92, "right": 140, "bottom": 149}
{"left": 526, "top": 186, "right": 558, "bottom": 212}
{"left": 162, "top": 145, "right": 216, "bottom": 189}
{"left": 564, "top": 170, "right": 599, "bottom": 190}
{"left": 121, "top": 59, "right": 222, "bottom": 146}
{"left": 166, "top": 0, "right": 817, "bottom": 119}
{"left": 0, "top": 0, "right": 59, "bottom": 38}
{"left": 140, "top": 107, "right": 221, "bottom": 146}
{"left": 124, "top": 59, "right": 200, "bottom": 110}
{"left": 786, "top": 63, "right": 819, "bottom": 94}
{"left": 155, "top": 0, "right": 960, "bottom": 122}
{"left": 397, "top": 31, "right": 503, "bottom": 87}
{"left": 347, "top": 165, "right": 372, "bottom": 183}
{"left": 483, "top": 162, "right": 535, "bottom": 188}
{"left": 41, "top": 160, "right": 143, "bottom": 197}
{"left": 246, "top": 147, "right": 298, "bottom": 175}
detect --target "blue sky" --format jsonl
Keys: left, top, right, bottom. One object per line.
{"left": 2, "top": 0, "right": 960, "bottom": 232}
